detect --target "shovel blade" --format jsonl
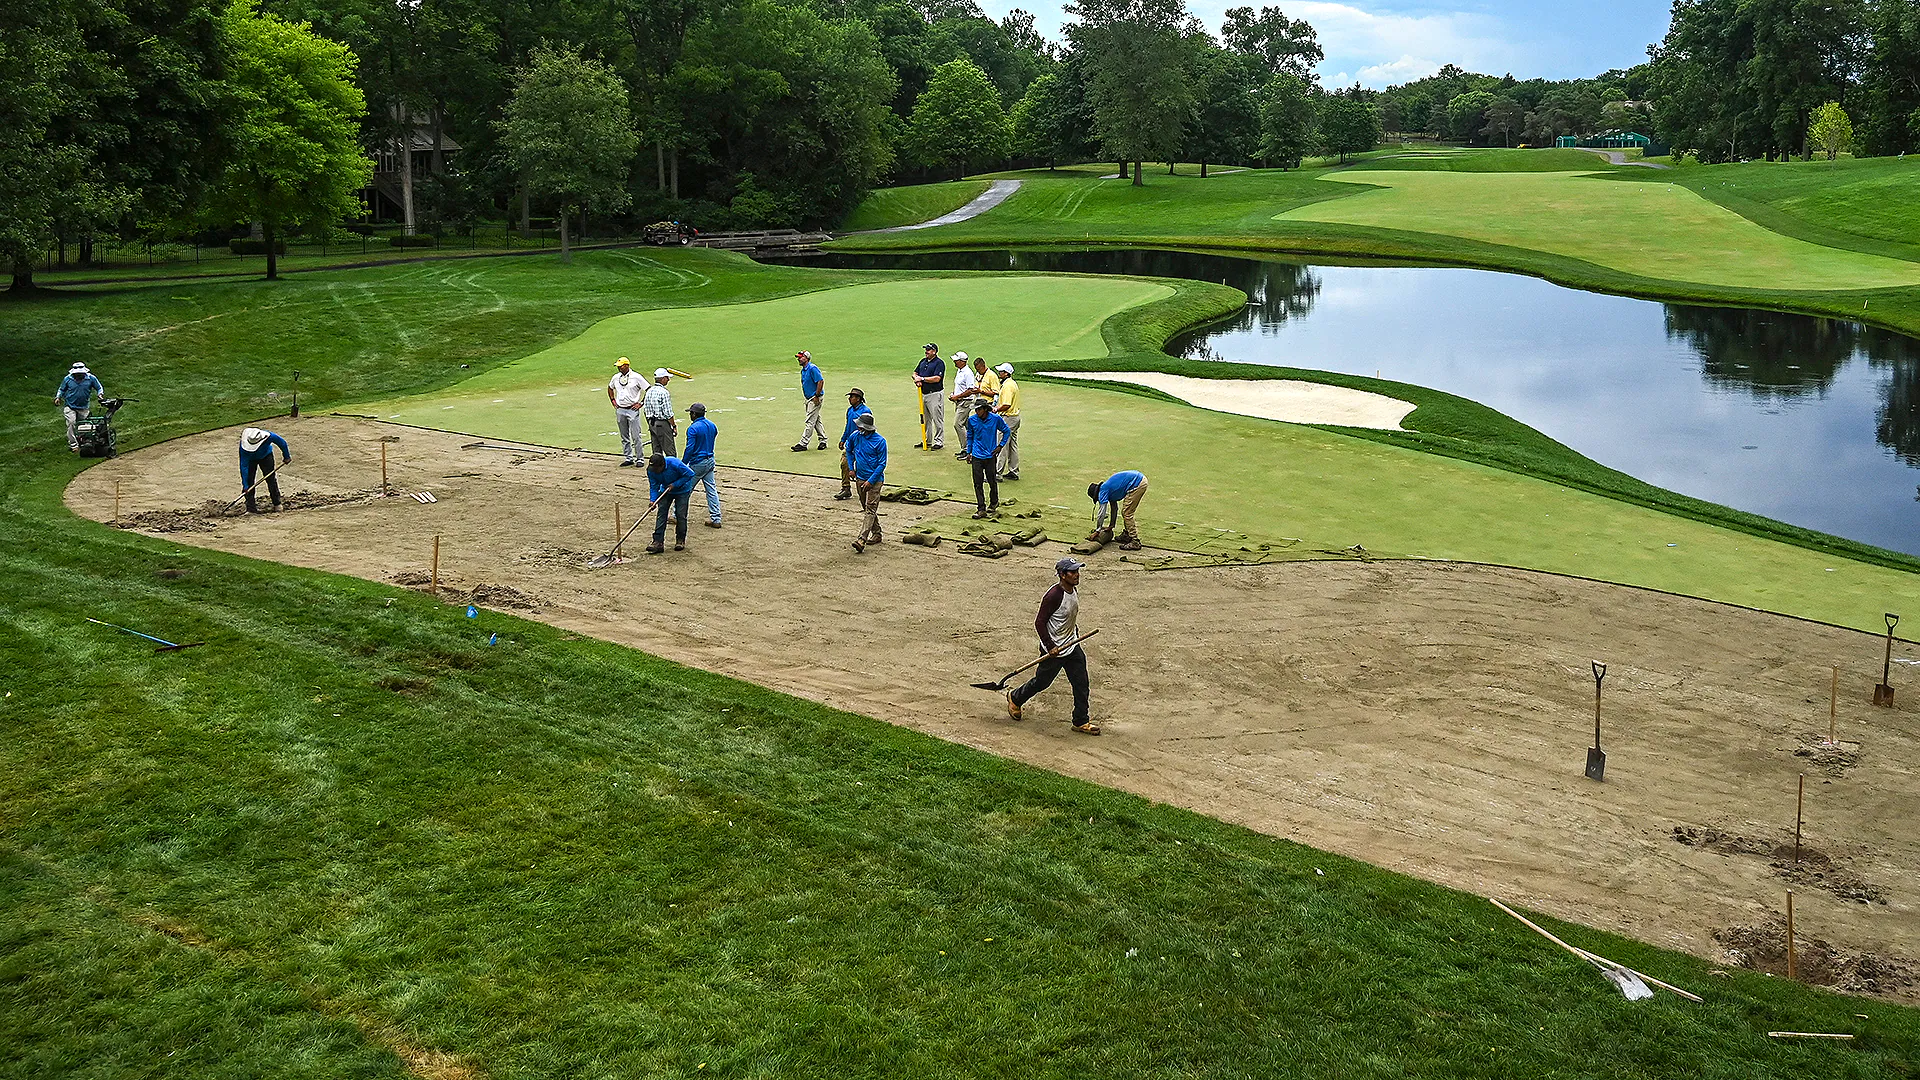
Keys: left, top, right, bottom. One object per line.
{"left": 1585, "top": 746, "right": 1606, "bottom": 781}
{"left": 970, "top": 680, "right": 1006, "bottom": 691}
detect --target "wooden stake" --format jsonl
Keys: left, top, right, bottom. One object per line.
{"left": 431, "top": 534, "right": 440, "bottom": 593}
{"left": 1786, "top": 891, "right": 1797, "bottom": 981}
{"left": 381, "top": 441, "right": 389, "bottom": 495}
{"left": 614, "top": 502, "right": 621, "bottom": 551}
{"left": 113, "top": 480, "right": 120, "bottom": 523}
{"left": 1795, "top": 773, "right": 1805, "bottom": 864}
{"left": 1769, "top": 1032, "right": 1854, "bottom": 1040}
{"left": 1830, "top": 665, "right": 1839, "bottom": 745}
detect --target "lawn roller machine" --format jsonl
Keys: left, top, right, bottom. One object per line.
{"left": 75, "top": 398, "right": 135, "bottom": 458}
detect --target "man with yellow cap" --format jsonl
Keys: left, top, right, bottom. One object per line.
{"left": 606, "top": 357, "right": 648, "bottom": 466}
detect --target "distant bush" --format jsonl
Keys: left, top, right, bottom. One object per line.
{"left": 389, "top": 234, "right": 437, "bottom": 248}
{"left": 228, "top": 238, "right": 287, "bottom": 255}
{"left": 148, "top": 243, "right": 193, "bottom": 263}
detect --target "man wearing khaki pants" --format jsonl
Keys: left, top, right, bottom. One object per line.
{"left": 993, "top": 362, "right": 1021, "bottom": 480}
{"left": 1088, "top": 470, "right": 1149, "bottom": 550}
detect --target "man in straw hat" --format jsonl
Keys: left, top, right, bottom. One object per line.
{"left": 846, "top": 411, "right": 888, "bottom": 552}
{"left": 607, "top": 357, "right": 648, "bottom": 466}
{"left": 237, "top": 427, "right": 292, "bottom": 513}
{"left": 835, "top": 387, "right": 871, "bottom": 500}
{"left": 643, "top": 367, "right": 677, "bottom": 458}
{"left": 54, "top": 362, "right": 105, "bottom": 452}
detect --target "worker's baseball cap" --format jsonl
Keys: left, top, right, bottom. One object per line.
{"left": 1056, "top": 557, "right": 1085, "bottom": 574}
{"left": 972, "top": 397, "right": 992, "bottom": 409}
{"left": 654, "top": 367, "right": 671, "bottom": 379}
{"left": 846, "top": 387, "right": 864, "bottom": 398}
{"left": 950, "top": 351, "right": 968, "bottom": 363}
{"left": 240, "top": 427, "right": 270, "bottom": 452}
{"left": 854, "top": 413, "right": 876, "bottom": 431}
{"left": 688, "top": 402, "right": 706, "bottom": 417}
{"left": 614, "top": 356, "right": 630, "bottom": 368}
{"left": 924, "top": 342, "right": 938, "bottom": 352}
{"left": 795, "top": 350, "right": 811, "bottom": 361}
{"left": 995, "top": 363, "right": 1013, "bottom": 375}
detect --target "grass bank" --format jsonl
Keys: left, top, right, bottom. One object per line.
{"left": 838, "top": 179, "right": 991, "bottom": 231}
{"left": 6, "top": 247, "right": 1920, "bottom": 1076}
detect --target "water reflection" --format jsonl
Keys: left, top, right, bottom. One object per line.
{"left": 770, "top": 247, "right": 1920, "bottom": 553}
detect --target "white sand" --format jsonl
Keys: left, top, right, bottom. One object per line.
{"left": 1040, "top": 371, "right": 1415, "bottom": 429}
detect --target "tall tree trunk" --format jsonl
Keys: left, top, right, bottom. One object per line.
{"left": 11, "top": 253, "right": 35, "bottom": 291}
{"left": 1132, "top": 159, "right": 1143, "bottom": 186}
{"left": 657, "top": 142, "right": 666, "bottom": 190}
{"left": 401, "top": 146, "right": 416, "bottom": 235}
{"left": 670, "top": 147, "right": 679, "bottom": 199}
{"left": 264, "top": 219, "right": 278, "bottom": 280}
{"left": 430, "top": 104, "right": 446, "bottom": 175}
{"left": 520, "top": 184, "right": 530, "bottom": 236}
{"left": 560, "top": 208, "right": 571, "bottom": 264}
{"left": 1201, "top": 160, "right": 1208, "bottom": 178}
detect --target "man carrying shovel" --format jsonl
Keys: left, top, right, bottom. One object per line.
{"left": 1006, "top": 557, "right": 1100, "bottom": 735}
{"left": 237, "top": 427, "right": 291, "bottom": 513}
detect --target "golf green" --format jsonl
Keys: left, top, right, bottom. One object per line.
{"left": 363, "top": 274, "right": 1920, "bottom": 634}
{"left": 1277, "top": 170, "right": 1920, "bottom": 291}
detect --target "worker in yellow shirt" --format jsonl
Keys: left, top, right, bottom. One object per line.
{"left": 970, "top": 354, "right": 1000, "bottom": 408}
{"left": 993, "top": 362, "right": 1021, "bottom": 480}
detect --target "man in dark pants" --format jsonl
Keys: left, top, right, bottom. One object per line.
{"left": 237, "top": 427, "right": 291, "bottom": 513}
{"left": 911, "top": 342, "right": 945, "bottom": 450}
{"left": 835, "top": 387, "right": 871, "bottom": 500}
{"left": 645, "top": 452, "right": 697, "bottom": 553}
{"left": 963, "top": 397, "right": 1010, "bottom": 518}
{"left": 1007, "top": 557, "right": 1099, "bottom": 735}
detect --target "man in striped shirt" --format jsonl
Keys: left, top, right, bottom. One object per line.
{"left": 1007, "top": 557, "right": 1099, "bottom": 735}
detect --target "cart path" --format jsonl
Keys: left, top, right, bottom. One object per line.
{"left": 1576, "top": 147, "right": 1671, "bottom": 169}
{"left": 849, "top": 180, "right": 1022, "bottom": 234}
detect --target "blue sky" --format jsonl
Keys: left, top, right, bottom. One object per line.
{"left": 982, "top": 0, "right": 1676, "bottom": 88}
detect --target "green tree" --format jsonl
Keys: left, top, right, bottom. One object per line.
{"left": 1319, "top": 89, "right": 1378, "bottom": 162}
{"left": 1183, "top": 44, "right": 1259, "bottom": 175}
{"left": 1809, "top": 100, "right": 1853, "bottom": 159}
{"left": 1220, "top": 5, "right": 1320, "bottom": 79}
{"left": 1481, "top": 95, "right": 1523, "bottom": 146}
{"left": 1256, "top": 71, "right": 1314, "bottom": 168}
{"left": 905, "top": 58, "right": 1009, "bottom": 179}
{"left": 1861, "top": 0, "right": 1920, "bottom": 154}
{"left": 1447, "top": 88, "right": 1495, "bottom": 142}
{"left": 1065, "top": 0, "right": 1194, "bottom": 185}
{"left": 499, "top": 43, "right": 635, "bottom": 262}
{"left": 206, "top": 0, "right": 370, "bottom": 280}
{"left": 1009, "top": 71, "right": 1082, "bottom": 167}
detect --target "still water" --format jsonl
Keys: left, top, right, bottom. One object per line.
{"left": 775, "top": 248, "right": 1920, "bottom": 556}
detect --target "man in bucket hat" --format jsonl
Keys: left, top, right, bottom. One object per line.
{"left": 846, "top": 411, "right": 887, "bottom": 552}
{"left": 237, "top": 427, "right": 291, "bottom": 513}
{"left": 836, "top": 387, "right": 871, "bottom": 500}
{"left": 1006, "top": 557, "right": 1100, "bottom": 735}
{"left": 54, "top": 362, "right": 104, "bottom": 451}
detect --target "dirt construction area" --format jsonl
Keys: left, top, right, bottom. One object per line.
{"left": 70, "top": 414, "right": 1920, "bottom": 1000}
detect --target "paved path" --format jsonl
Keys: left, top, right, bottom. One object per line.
{"left": 848, "top": 179, "right": 1022, "bottom": 235}
{"left": 1577, "top": 148, "right": 1671, "bottom": 169}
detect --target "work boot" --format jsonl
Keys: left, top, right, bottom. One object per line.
{"left": 816, "top": 441, "right": 828, "bottom": 450}
{"left": 834, "top": 489, "right": 853, "bottom": 500}
{"left": 790, "top": 443, "right": 808, "bottom": 452}
{"left": 645, "top": 543, "right": 665, "bottom": 554}
{"left": 673, "top": 542, "right": 685, "bottom": 551}
{"left": 1007, "top": 693, "right": 1022, "bottom": 721}
{"left": 1116, "top": 533, "right": 1141, "bottom": 551}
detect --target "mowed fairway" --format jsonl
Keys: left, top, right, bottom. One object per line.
{"left": 1278, "top": 170, "right": 1920, "bottom": 290}
{"left": 365, "top": 274, "right": 1920, "bottom": 634}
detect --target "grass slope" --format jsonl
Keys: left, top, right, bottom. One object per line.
{"left": 838, "top": 180, "right": 992, "bottom": 232}
{"left": 6, "top": 249, "right": 1920, "bottom": 1076}
{"left": 363, "top": 265, "right": 1920, "bottom": 633}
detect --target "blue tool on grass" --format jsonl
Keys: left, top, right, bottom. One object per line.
{"left": 86, "top": 618, "right": 204, "bottom": 652}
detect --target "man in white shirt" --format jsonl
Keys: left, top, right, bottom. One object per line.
{"left": 947, "top": 351, "right": 978, "bottom": 460}
{"left": 643, "top": 368, "right": 676, "bottom": 458}
{"left": 606, "top": 357, "right": 648, "bottom": 466}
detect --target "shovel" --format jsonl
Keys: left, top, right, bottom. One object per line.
{"left": 971, "top": 629, "right": 1100, "bottom": 690}
{"left": 586, "top": 495, "right": 662, "bottom": 568}
{"left": 1585, "top": 661, "right": 1606, "bottom": 781}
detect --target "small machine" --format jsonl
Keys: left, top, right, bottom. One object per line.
{"left": 643, "top": 220, "right": 698, "bottom": 246}
{"left": 74, "top": 397, "right": 133, "bottom": 458}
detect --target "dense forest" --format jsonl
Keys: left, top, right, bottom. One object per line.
{"left": 7, "top": 0, "right": 1920, "bottom": 285}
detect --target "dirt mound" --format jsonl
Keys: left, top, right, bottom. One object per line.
{"left": 467, "top": 583, "right": 543, "bottom": 610}
{"left": 280, "top": 489, "right": 380, "bottom": 510}
{"left": 1794, "top": 735, "right": 1861, "bottom": 772}
{"left": 1715, "top": 920, "right": 1914, "bottom": 994}
{"left": 515, "top": 543, "right": 596, "bottom": 568}
{"left": 1673, "top": 826, "right": 1886, "bottom": 904}
{"left": 114, "top": 508, "right": 221, "bottom": 533}
{"left": 112, "top": 489, "right": 377, "bottom": 533}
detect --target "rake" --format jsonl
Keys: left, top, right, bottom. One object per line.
{"left": 586, "top": 495, "right": 662, "bottom": 568}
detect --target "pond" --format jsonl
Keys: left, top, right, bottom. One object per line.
{"left": 770, "top": 248, "right": 1920, "bottom": 558}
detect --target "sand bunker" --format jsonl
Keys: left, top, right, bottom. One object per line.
{"left": 1040, "top": 371, "right": 1415, "bottom": 429}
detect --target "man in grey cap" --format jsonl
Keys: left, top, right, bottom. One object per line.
{"left": 1007, "top": 557, "right": 1099, "bottom": 734}
{"left": 54, "top": 362, "right": 105, "bottom": 451}
{"left": 642, "top": 368, "right": 676, "bottom": 458}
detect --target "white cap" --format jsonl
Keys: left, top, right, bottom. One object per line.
{"left": 654, "top": 368, "right": 670, "bottom": 379}
{"left": 240, "top": 427, "right": 270, "bottom": 451}
{"left": 69, "top": 362, "right": 89, "bottom": 374}
{"left": 950, "top": 352, "right": 968, "bottom": 362}
{"left": 995, "top": 363, "right": 1013, "bottom": 375}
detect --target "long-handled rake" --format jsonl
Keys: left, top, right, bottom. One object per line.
{"left": 221, "top": 466, "right": 292, "bottom": 515}
{"left": 971, "top": 629, "right": 1101, "bottom": 690}
{"left": 86, "top": 617, "right": 204, "bottom": 652}
{"left": 586, "top": 496, "right": 662, "bottom": 568}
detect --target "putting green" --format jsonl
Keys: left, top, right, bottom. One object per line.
{"left": 363, "top": 274, "right": 1920, "bottom": 633}
{"left": 1278, "top": 171, "right": 1920, "bottom": 291}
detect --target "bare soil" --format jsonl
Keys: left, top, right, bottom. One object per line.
{"left": 69, "top": 415, "right": 1920, "bottom": 1001}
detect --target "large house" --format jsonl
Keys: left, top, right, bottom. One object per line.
{"left": 363, "top": 110, "right": 461, "bottom": 232}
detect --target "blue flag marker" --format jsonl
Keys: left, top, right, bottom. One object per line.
{"left": 487, "top": 632, "right": 498, "bottom": 646}
{"left": 466, "top": 605, "right": 478, "bottom": 619}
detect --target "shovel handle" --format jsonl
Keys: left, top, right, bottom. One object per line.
{"left": 996, "top": 629, "right": 1100, "bottom": 684}
{"left": 602, "top": 495, "right": 663, "bottom": 559}
{"left": 1592, "top": 661, "right": 1606, "bottom": 686}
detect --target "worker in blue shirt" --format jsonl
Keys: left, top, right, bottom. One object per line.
{"left": 791, "top": 351, "right": 827, "bottom": 451}
{"left": 847, "top": 412, "right": 888, "bottom": 553}
{"left": 835, "top": 387, "right": 871, "bottom": 501}
{"left": 1088, "top": 470, "right": 1149, "bottom": 550}
{"left": 645, "top": 452, "right": 698, "bottom": 553}
{"left": 237, "top": 427, "right": 292, "bottom": 513}
{"left": 964, "top": 398, "right": 1011, "bottom": 518}
{"left": 682, "top": 402, "right": 722, "bottom": 528}
{"left": 54, "top": 362, "right": 105, "bottom": 451}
